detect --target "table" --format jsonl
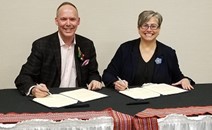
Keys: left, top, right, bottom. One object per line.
{"left": 0, "top": 84, "right": 211, "bottom": 115}
{"left": 0, "top": 84, "right": 212, "bottom": 130}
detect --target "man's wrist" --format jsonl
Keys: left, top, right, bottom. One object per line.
{"left": 26, "top": 85, "right": 36, "bottom": 96}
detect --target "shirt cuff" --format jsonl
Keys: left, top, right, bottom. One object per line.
{"left": 26, "top": 85, "right": 36, "bottom": 96}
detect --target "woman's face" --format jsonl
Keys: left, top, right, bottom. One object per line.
{"left": 138, "top": 17, "right": 160, "bottom": 42}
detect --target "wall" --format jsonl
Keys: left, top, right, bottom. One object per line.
{"left": 0, "top": 0, "right": 212, "bottom": 88}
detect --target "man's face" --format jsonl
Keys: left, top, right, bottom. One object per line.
{"left": 55, "top": 5, "right": 80, "bottom": 40}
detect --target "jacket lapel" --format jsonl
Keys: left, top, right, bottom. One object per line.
{"left": 50, "top": 32, "right": 61, "bottom": 78}
{"left": 152, "top": 42, "right": 164, "bottom": 81}
{"left": 131, "top": 39, "right": 140, "bottom": 83}
{"left": 74, "top": 35, "right": 81, "bottom": 87}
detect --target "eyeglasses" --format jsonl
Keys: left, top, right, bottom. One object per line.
{"left": 141, "top": 24, "right": 159, "bottom": 30}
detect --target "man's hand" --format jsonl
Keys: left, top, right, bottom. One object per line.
{"left": 31, "top": 83, "right": 50, "bottom": 98}
{"left": 87, "top": 80, "right": 102, "bottom": 90}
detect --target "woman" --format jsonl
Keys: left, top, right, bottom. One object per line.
{"left": 102, "top": 10, "right": 195, "bottom": 91}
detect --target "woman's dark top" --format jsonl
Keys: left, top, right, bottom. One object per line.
{"left": 134, "top": 45, "right": 156, "bottom": 86}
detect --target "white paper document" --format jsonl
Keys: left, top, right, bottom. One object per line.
{"left": 33, "top": 88, "right": 108, "bottom": 108}
{"left": 60, "top": 88, "right": 108, "bottom": 102}
{"left": 119, "top": 87, "right": 160, "bottom": 99}
{"left": 142, "top": 83, "right": 187, "bottom": 95}
{"left": 33, "top": 94, "right": 78, "bottom": 108}
{"left": 119, "top": 83, "right": 187, "bottom": 99}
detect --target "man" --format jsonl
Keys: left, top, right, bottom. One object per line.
{"left": 15, "top": 2, "right": 102, "bottom": 98}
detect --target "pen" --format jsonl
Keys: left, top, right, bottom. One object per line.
{"left": 47, "top": 91, "right": 52, "bottom": 95}
{"left": 117, "top": 76, "right": 129, "bottom": 89}
{"left": 65, "top": 103, "right": 90, "bottom": 108}
{"left": 126, "top": 101, "right": 149, "bottom": 105}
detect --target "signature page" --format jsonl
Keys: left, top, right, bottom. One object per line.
{"left": 143, "top": 83, "right": 187, "bottom": 95}
{"left": 119, "top": 87, "right": 160, "bottom": 99}
{"left": 60, "top": 88, "right": 108, "bottom": 102}
{"left": 33, "top": 94, "right": 78, "bottom": 108}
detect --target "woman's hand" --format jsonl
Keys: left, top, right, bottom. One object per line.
{"left": 172, "top": 78, "right": 194, "bottom": 90}
{"left": 114, "top": 80, "right": 128, "bottom": 91}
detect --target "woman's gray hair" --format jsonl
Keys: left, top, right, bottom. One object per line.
{"left": 137, "top": 10, "right": 163, "bottom": 28}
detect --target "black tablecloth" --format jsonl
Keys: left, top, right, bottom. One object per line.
{"left": 0, "top": 84, "right": 212, "bottom": 116}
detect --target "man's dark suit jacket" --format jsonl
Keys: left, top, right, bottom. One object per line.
{"left": 15, "top": 32, "right": 101, "bottom": 95}
{"left": 102, "top": 38, "right": 195, "bottom": 87}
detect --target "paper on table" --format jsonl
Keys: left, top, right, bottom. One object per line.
{"left": 33, "top": 94, "right": 78, "bottom": 108}
{"left": 119, "top": 87, "right": 160, "bottom": 99}
{"left": 33, "top": 88, "right": 108, "bottom": 108}
{"left": 60, "top": 88, "right": 108, "bottom": 102}
{"left": 143, "top": 83, "right": 187, "bottom": 95}
{"left": 119, "top": 83, "right": 187, "bottom": 100}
